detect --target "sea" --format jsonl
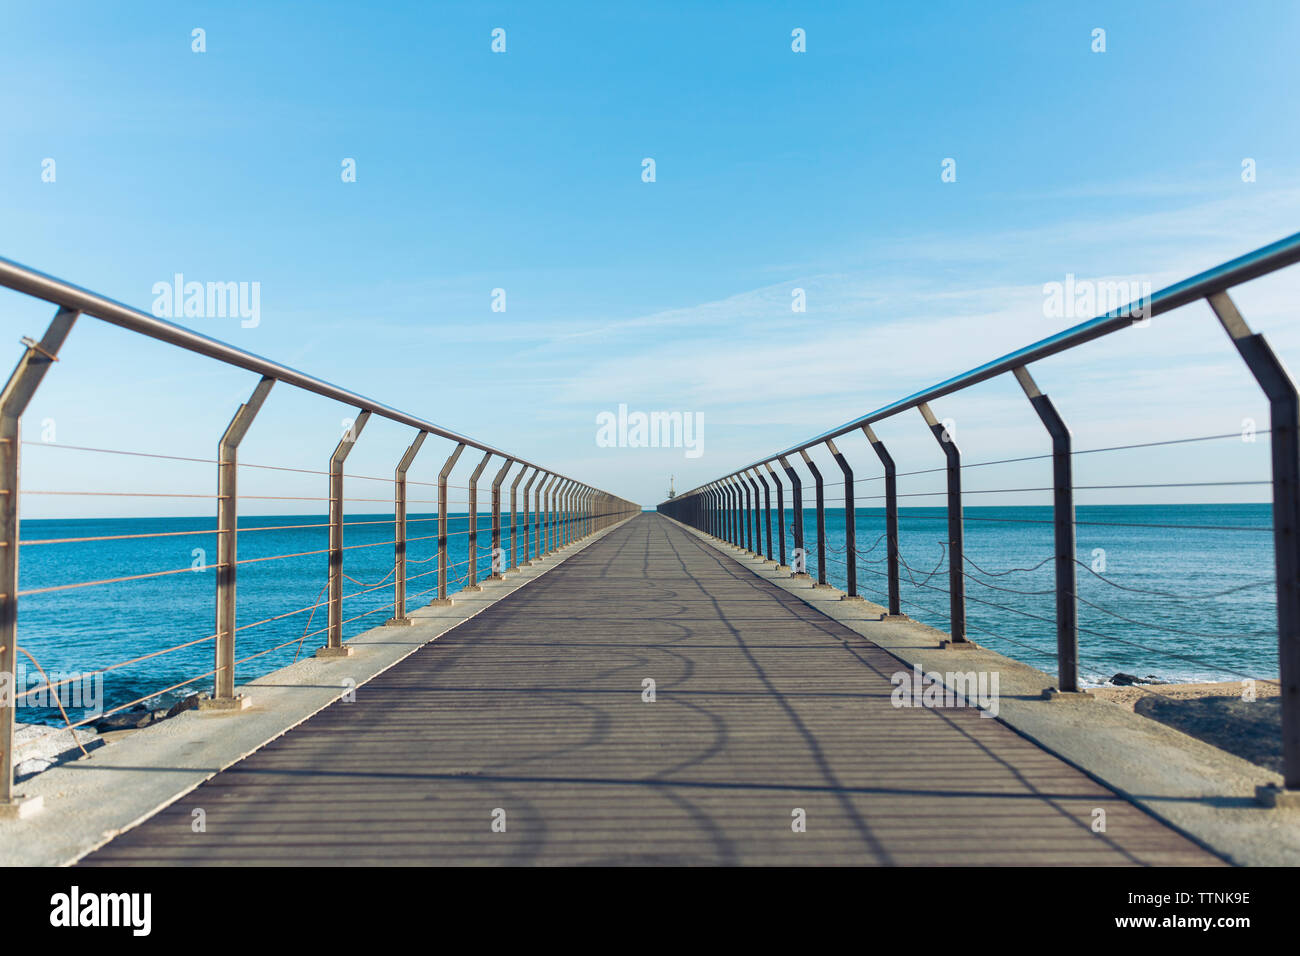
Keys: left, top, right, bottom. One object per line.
{"left": 11, "top": 504, "right": 1279, "bottom": 727}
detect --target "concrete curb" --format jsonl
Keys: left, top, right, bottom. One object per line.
{"left": 668, "top": 516, "right": 1300, "bottom": 867}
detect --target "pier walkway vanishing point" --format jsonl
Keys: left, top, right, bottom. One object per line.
{"left": 79, "top": 514, "right": 1219, "bottom": 866}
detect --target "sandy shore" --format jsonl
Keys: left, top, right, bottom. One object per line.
{"left": 1091, "top": 679, "right": 1282, "bottom": 775}
{"left": 1090, "top": 679, "right": 1280, "bottom": 712}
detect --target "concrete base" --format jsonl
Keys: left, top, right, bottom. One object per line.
{"left": 462, "top": 584, "right": 483, "bottom": 592}
{"left": 489, "top": 574, "right": 506, "bottom": 581}
{"left": 0, "top": 794, "right": 43, "bottom": 820}
{"left": 427, "top": 598, "right": 454, "bottom": 606}
{"left": 196, "top": 694, "right": 251, "bottom": 712}
{"left": 880, "top": 613, "right": 910, "bottom": 621}
{"left": 791, "top": 572, "right": 810, "bottom": 580}
{"left": 775, "top": 565, "right": 791, "bottom": 573}
{"left": 1042, "top": 687, "right": 1094, "bottom": 702}
{"left": 939, "top": 639, "right": 978, "bottom": 650}
{"left": 840, "top": 594, "right": 867, "bottom": 602}
{"left": 812, "top": 583, "right": 837, "bottom": 590}
{"left": 384, "top": 617, "right": 415, "bottom": 627}
{"left": 1256, "top": 784, "right": 1300, "bottom": 809}
{"left": 314, "top": 646, "right": 355, "bottom": 659}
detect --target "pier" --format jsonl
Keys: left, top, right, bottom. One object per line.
{"left": 1, "top": 237, "right": 1299, "bottom": 866}
{"left": 77, "top": 514, "right": 1218, "bottom": 866}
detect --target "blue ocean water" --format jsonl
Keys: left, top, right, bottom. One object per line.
{"left": 14, "top": 511, "right": 526, "bottom": 726}
{"left": 12, "top": 504, "right": 1279, "bottom": 727}
{"left": 742, "top": 503, "right": 1278, "bottom": 686}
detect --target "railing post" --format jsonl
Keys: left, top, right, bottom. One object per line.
{"left": 919, "top": 402, "right": 968, "bottom": 647}
{"left": 544, "top": 477, "right": 557, "bottom": 554}
{"left": 208, "top": 376, "right": 274, "bottom": 705}
{"left": 464, "top": 451, "right": 492, "bottom": 591}
{"left": 740, "top": 474, "right": 753, "bottom": 553}
{"left": 434, "top": 442, "right": 466, "bottom": 605}
{"left": 490, "top": 458, "right": 515, "bottom": 580}
{"left": 1207, "top": 292, "right": 1300, "bottom": 802}
{"left": 826, "top": 438, "right": 862, "bottom": 601}
{"left": 1011, "top": 367, "right": 1080, "bottom": 695}
{"left": 717, "top": 481, "right": 724, "bottom": 539}
{"left": 717, "top": 481, "right": 726, "bottom": 541}
{"left": 734, "top": 476, "right": 745, "bottom": 548}
{"left": 386, "top": 428, "right": 429, "bottom": 627}
{"left": 567, "top": 482, "right": 577, "bottom": 544}
{"left": 320, "top": 409, "right": 371, "bottom": 656}
{"left": 509, "top": 466, "right": 529, "bottom": 569}
{"left": 755, "top": 468, "right": 773, "bottom": 562}
{"left": 733, "top": 476, "right": 743, "bottom": 548}
{"left": 534, "top": 475, "right": 547, "bottom": 558}
{"left": 718, "top": 481, "right": 729, "bottom": 542}
{"left": 728, "top": 476, "right": 742, "bottom": 547}
{"left": 799, "top": 450, "right": 830, "bottom": 589}
{"left": 560, "top": 480, "right": 573, "bottom": 546}
{"left": 1, "top": 307, "right": 77, "bottom": 815}
{"left": 862, "top": 424, "right": 902, "bottom": 617}
{"left": 522, "top": 469, "right": 541, "bottom": 564}
{"left": 745, "top": 471, "right": 762, "bottom": 557}
{"left": 748, "top": 474, "right": 760, "bottom": 554}
{"left": 779, "top": 456, "right": 808, "bottom": 579}
{"left": 765, "top": 462, "right": 788, "bottom": 570}
{"left": 538, "top": 475, "right": 556, "bottom": 558}
{"left": 551, "top": 479, "right": 565, "bottom": 550}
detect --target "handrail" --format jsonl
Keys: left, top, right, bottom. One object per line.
{"left": 0, "top": 256, "right": 639, "bottom": 811}
{"left": 658, "top": 230, "right": 1300, "bottom": 801}
{"left": 684, "top": 230, "right": 1300, "bottom": 488}
{"left": 0, "top": 255, "right": 572, "bottom": 480}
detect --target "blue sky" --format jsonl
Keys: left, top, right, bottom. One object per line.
{"left": 1, "top": 0, "right": 1298, "bottom": 516}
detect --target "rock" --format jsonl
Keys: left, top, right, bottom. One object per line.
{"left": 92, "top": 705, "right": 158, "bottom": 732}
{"left": 165, "top": 694, "right": 200, "bottom": 719}
{"left": 1110, "top": 672, "right": 1152, "bottom": 686}
{"left": 12, "top": 722, "right": 102, "bottom": 780}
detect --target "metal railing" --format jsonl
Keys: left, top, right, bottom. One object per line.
{"left": 0, "top": 257, "right": 638, "bottom": 809}
{"left": 658, "top": 231, "right": 1300, "bottom": 799}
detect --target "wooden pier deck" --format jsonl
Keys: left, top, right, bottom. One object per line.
{"left": 79, "top": 513, "right": 1221, "bottom": 866}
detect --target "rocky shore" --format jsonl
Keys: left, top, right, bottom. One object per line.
{"left": 12, "top": 694, "right": 201, "bottom": 781}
